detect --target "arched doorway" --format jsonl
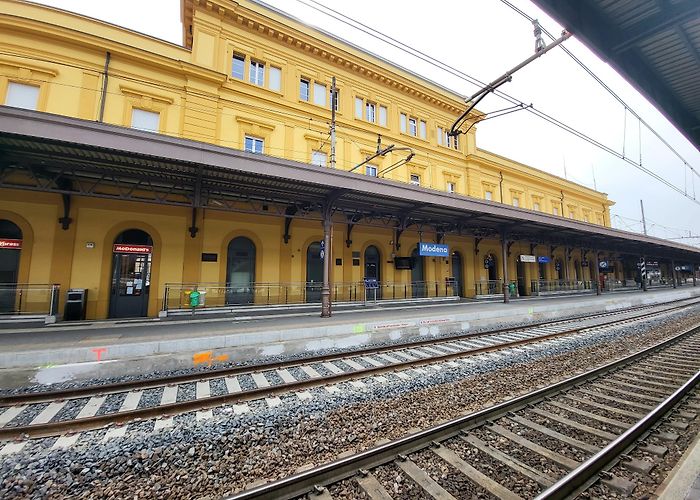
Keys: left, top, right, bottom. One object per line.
{"left": 555, "top": 259, "right": 564, "bottom": 280}
{"left": 574, "top": 260, "right": 581, "bottom": 281}
{"left": 486, "top": 253, "right": 498, "bottom": 281}
{"left": 451, "top": 251, "right": 464, "bottom": 297}
{"left": 0, "top": 219, "right": 22, "bottom": 314}
{"left": 109, "top": 229, "right": 153, "bottom": 318}
{"left": 306, "top": 241, "right": 323, "bottom": 302}
{"left": 516, "top": 258, "right": 526, "bottom": 296}
{"left": 411, "top": 247, "right": 426, "bottom": 297}
{"left": 226, "top": 237, "right": 256, "bottom": 304}
{"left": 364, "top": 245, "right": 381, "bottom": 299}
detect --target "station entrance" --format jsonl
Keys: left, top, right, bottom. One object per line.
{"left": 0, "top": 219, "right": 22, "bottom": 313}
{"left": 226, "top": 237, "right": 256, "bottom": 305}
{"left": 452, "top": 251, "right": 464, "bottom": 297}
{"left": 411, "top": 248, "right": 426, "bottom": 298}
{"left": 109, "top": 229, "right": 153, "bottom": 318}
{"left": 364, "top": 245, "right": 381, "bottom": 299}
{"left": 306, "top": 241, "right": 323, "bottom": 302}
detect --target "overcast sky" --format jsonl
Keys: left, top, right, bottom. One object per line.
{"left": 32, "top": 0, "right": 700, "bottom": 245}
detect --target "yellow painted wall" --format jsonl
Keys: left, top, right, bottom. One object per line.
{"left": 0, "top": 0, "right": 617, "bottom": 318}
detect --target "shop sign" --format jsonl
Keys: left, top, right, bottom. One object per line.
{"left": 0, "top": 238, "right": 22, "bottom": 249}
{"left": 113, "top": 244, "right": 152, "bottom": 254}
{"left": 418, "top": 242, "right": 449, "bottom": 257}
{"left": 519, "top": 254, "right": 536, "bottom": 263}
{"left": 537, "top": 256, "right": 550, "bottom": 263}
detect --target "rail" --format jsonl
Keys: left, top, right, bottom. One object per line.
{"left": 226, "top": 323, "right": 700, "bottom": 500}
{"left": 161, "top": 280, "right": 458, "bottom": 311}
{"left": 0, "top": 283, "right": 60, "bottom": 316}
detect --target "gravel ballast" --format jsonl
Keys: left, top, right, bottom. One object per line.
{"left": 1, "top": 307, "right": 700, "bottom": 499}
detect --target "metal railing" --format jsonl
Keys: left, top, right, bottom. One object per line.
{"left": 474, "top": 280, "right": 518, "bottom": 296}
{"left": 162, "top": 280, "right": 459, "bottom": 311}
{"left": 530, "top": 280, "right": 595, "bottom": 295}
{"left": 0, "top": 283, "right": 60, "bottom": 316}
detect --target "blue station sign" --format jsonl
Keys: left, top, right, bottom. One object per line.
{"left": 537, "top": 256, "right": 551, "bottom": 263}
{"left": 417, "top": 242, "right": 449, "bottom": 257}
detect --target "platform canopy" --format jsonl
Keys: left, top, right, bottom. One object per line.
{"left": 0, "top": 107, "right": 699, "bottom": 262}
{"left": 531, "top": 0, "right": 700, "bottom": 152}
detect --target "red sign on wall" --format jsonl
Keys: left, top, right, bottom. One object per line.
{"left": 0, "top": 239, "right": 22, "bottom": 249}
{"left": 113, "top": 244, "right": 152, "bottom": 254}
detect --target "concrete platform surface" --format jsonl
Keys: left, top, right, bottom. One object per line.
{"left": 0, "top": 287, "right": 698, "bottom": 388}
{"left": 656, "top": 429, "right": 700, "bottom": 499}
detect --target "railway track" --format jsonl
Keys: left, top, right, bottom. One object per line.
{"left": 0, "top": 298, "right": 698, "bottom": 449}
{"left": 226, "top": 324, "right": 700, "bottom": 500}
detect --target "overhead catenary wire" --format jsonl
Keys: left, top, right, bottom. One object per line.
{"left": 499, "top": 0, "right": 700, "bottom": 183}
{"left": 296, "top": 0, "right": 700, "bottom": 206}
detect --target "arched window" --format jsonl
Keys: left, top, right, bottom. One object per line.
{"left": 0, "top": 219, "right": 23, "bottom": 314}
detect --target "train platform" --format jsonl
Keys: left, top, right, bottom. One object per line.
{"left": 0, "top": 286, "right": 699, "bottom": 388}
{"left": 655, "top": 431, "right": 700, "bottom": 499}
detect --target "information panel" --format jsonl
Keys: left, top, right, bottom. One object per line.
{"left": 417, "top": 242, "right": 449, "bottom": 257}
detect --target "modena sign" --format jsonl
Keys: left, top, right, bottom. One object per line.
{"left": 519, "top": 254, "right": 536, "bottom": 263}
{"left": 113, "top": 244, "right": 153, "bottom": 254}
{"left": 417, "top": 242, "right": 449, "bottom": 257}
{"left": 0, "top": 238, "right": 22, "bottom": 249}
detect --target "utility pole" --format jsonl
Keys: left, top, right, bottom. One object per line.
{"left": 640, "top": 199, "right": 648, "bottom": 236}
{"left": 330, "top": 76, "right": 336, "bottom": 169}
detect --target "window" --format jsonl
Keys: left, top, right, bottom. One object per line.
{"left": 379, "top": 105, "right": 387, "bottom": 126}
{"left": 232, "top": 54, "right": 245, "bottom": 80}
{"left": 313, "top": 82, "right": 326, "bottom": 106}
{"left": 366, "top": 102, "right": 376, "bottom": 123}
{"left": 244, "top": 136, "right": 264, "bottom": 154}
{"left": 249, "top": 60, "right": 264, "bottom": 86}
{"left": 419, "top": 120, "right": 427, "bottom": 139}
{"left": 447, "top": 182, "right": 455, "bottom": 193}
{"left": 553, "top": 207, "right": 559, "bottom": 216}
{"left": 410, "top": 174, "right": 420, "bottom": 186}
{"left": 485, "top": 190, "right": 493, "bottom": 201}
{"left": 131, "top": 109, "right": 159, "bottom": 132}
{"left": 408, "top": 118, "right": 417, "bottom": 136}
{"left": 512, "top": 197, "right": 519, "bottom": 207}
{"left": 355, "top": 97, "right": 363, "bottom": 118}
{"left": 569, "top": 211, "right": 575, "bottom": 218}
{"left": 438, "top": 127, "right": 459, "bottom": 150}
{"left": 5, "top": 82, "right": 39, "bottom": 110}
{"left": 400, "top": 113, "right": 407, "bottom": 133}
{"left": 311, "top": 151, "right": 327, "bottom": 167}
{"left": 300, "top": 79, "right": 310, "bottom": 101}
{"left": 366, "top": 165, "right": 377, "bottom": 177}
{"left": 533, "top": 202, "right": 540, "bottom": 211}
{"left": 268, "top": 66, "right": 281, "bottom": 91}
{"left": 584, "top": 215, "right": 589, "bottom": 223}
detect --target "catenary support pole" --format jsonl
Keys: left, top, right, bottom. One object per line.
{"left": 321, "top": 213, "right": 333, "bottom": 317}
{"left": 671, "top": 259, "right": 677, "bottom": 289}
{"left": 641, "top": 255, "right": 648, "bottom": 291}
{"left": 593, "top": 251, "right": 601, "bottom": 295}
{"left": 501, "top": 233, "right": 510, "bottom": 303}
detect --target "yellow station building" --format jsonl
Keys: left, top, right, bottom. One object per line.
{"left": 0, "top": 0, "right": 640, "bottom": 320}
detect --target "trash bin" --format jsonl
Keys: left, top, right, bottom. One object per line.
{"left": 64, "top": 288, "right": 88, "bottom": 321}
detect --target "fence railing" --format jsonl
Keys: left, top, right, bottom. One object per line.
{"left": 530, "top": 280, "right": 595, "bottom": 295}
{"left": 474, "top": 280, "right": 518, "bottom": 296}
{"left": 0, "top": 283, "right": 60, "bottom": 316}
{"left": 162, "top": 280, "right": 459, "bottom": 311}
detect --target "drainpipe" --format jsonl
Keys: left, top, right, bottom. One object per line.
{"left": 499, "top": 172, "right": 504, "bottom": 203}
{"left": 593, "top": 251, "right": 601, "bottom": 295}
{"left": 98, "top": 51, "right": 111, "bottom": 122}
{"left": 501, "top": 232, "right": 510, "bottom": 303}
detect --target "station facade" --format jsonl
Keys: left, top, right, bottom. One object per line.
{"left": 0, "top": 0, "right": 676, "bottom": 320}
